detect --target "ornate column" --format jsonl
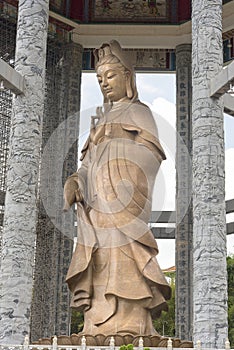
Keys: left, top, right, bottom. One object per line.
{"left": 175, "top": 44, "right": 193, "bottom": 341}
{"left": 0, "top": 0, "right": 49, "bottom": 344}
{"left": 192, "top": 0, "right": 228, "bottom": 347}
{"left": 30, "top": 41, "right": 83, "bottom": 341}
{"left": 0, "top": 16, "right": 16, "bottom": 261}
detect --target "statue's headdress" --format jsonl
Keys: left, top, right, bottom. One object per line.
{"left": 93, "top": 40, "right": 138, "bottom": 102}
{"left": 94, "top": 40, "right": 133, "bottom": 73}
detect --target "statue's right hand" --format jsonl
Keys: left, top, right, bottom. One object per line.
{"left": 63, "top": 178, "right": 82, "bottom": 212}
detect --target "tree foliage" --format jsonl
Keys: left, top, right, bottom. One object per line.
{"left": 153, "top": 272, "right": 175, "bottom": 337}
{"left": 227, "top": 255, "right": 234, "bottom": 347}
{"left": 70, "top": 310, "right": 84, "bottom": 334}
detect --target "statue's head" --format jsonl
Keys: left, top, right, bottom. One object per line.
{"left": 94, "top": 40, "right": 138, "bottom": 103}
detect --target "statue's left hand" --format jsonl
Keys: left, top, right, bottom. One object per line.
{"left": 63, "top": 177, "right": 82, "bottom": 212}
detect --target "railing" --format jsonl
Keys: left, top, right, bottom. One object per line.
{"left": 0, "top": 336, "right": 233, "bottom": 350}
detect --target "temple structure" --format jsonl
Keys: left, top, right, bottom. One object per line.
{"left": 0, "top": 0, "right": 233, "bottom": 347}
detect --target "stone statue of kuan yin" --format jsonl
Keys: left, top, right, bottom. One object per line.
{"left": 64, "top": 40, "right": 171, "bottom": 338}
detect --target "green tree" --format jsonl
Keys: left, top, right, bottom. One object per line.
{"left": 227, "top": 255, "right": 234, "bottom": 347}
{"left": 153, "top": 272, "right": 175, "bottom": 337}
{"left": 70, "top": 310, "right": 84, "bottom": 334}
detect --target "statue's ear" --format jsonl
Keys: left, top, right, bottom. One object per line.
{"left": 126, "top": 72, "right": 133, "bottom": 99}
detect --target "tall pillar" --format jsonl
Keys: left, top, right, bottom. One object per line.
{"left": 30, "top": 41, "right": 83, "bottom": 341}
{"left": 175, "top": 44, "right": 193, "bottom": 341}
{"left": 192, "top": 0, "right": 228, "bottom": 347}
{"left": 0, "top": 0, "right": 49, "bottom": 345}
{"left": 0, "top": 16, "right": 16, "bottom": 262}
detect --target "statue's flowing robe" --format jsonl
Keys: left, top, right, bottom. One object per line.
{"left": 66, "top": 101, "right": 171, "bottom": 335}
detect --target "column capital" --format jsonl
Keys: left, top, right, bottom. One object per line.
{"left": 176, "top": 44, "right": 192, "bottom": 68}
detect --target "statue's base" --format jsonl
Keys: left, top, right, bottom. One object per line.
{"left": 34, "top": 334, "right": 193, "bottom": 348}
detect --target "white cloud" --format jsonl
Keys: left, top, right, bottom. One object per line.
{"left": 227, "top": 235, "right": 234, "bottom": 257}
{"left": 144, "top": 97, "right": 176, "bottom": 212}
{"left": 225, "top": 148, "right": 234, "bottom": 200}
{"left": 225, "top": 148, "right": 234, "bottom": 257}
{"left": 151, "top": 97, "right": 176, "bottom": 129}
{"left": 136, "top": 73, "right": 176, "bottom": 104}
{"left": 224, "top": 113, "right": 234, "bottom": 149}
{"left": 80, "top": 73, "right": 102, "bottom": 112}
{"left": 148, "top": 97, "right": 177, "bottom": 268}
{"left": 157, "top": 239, "right": 175, "bottom": 269}
{"left": 137, "top": 75, "right": 161, "bottom": 99}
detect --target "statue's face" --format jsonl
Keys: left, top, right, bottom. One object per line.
{"left": 96, "top": 64, "right": 128, "bottom": 102}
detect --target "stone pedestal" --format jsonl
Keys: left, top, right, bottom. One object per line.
{"left": 175, "top": 44, "right": 193, "bottom": 341}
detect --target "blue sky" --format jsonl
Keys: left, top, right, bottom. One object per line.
{"left": 80, "top": 72, "right": 234, "bottom": 268}
{"left": 224, "top": 114, "right": 234, "bottom": 149}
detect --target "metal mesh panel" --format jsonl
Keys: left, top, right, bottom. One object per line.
{"left": 0, "top": 13, "right": 16, "bottom": 65}
{"left": 31, "top": 39, "right": 71, "bottom": 341}
{"left": 31, "top": 38, "right": 82, "bottom": 341}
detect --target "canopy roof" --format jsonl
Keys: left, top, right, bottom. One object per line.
{"left": 50, "top": 0, "right": 192, "bottom": 24}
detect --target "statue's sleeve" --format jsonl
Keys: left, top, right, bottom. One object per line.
{"left": 121, "top": 103, "right": 166, "bottom": 161}
{"left": 65, "top": 137, "right": 90, "bottom": 199}
{"left": 77, "top": 137, "right": 90, "bottom": 197}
